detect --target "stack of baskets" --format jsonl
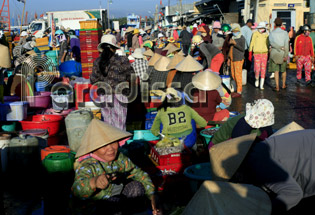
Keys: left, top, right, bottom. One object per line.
{"left": 79, "top": 20, "right": 103, "bottom": 79}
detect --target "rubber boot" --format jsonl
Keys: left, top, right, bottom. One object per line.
{"left": 255, "top": 78, "right": 259, "bottom": 88}
{"left": 260, "top": 78, "right": 265, "bottom": 90}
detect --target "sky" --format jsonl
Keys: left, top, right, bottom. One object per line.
{"left": 10, "top": 0, "right": 197, "bottom": 24}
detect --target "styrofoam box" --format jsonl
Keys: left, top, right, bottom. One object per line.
{"left": 6, "top": 101, "right": 28, "bottom": 121}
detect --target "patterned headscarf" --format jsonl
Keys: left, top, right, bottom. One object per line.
{"left": 244, "top": 99, "right": 275, "bottom": 128}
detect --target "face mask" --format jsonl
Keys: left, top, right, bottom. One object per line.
{"left": 305, "top": 32, "right": 310, "bottom": 36}
{"left": 233, "top": 32, "right": 240, "bottom": 37}
{"left": 259, "top": 29, "right": 266, "bottom": 33}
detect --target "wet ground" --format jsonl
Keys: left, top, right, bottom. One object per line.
{"left": 3, "top": 69, "right": 315, "bottom": 215}
{"left": 230, "top": 69, "right": 315, "bottom": 130}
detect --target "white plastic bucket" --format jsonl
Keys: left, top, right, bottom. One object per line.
{"left": 6, "top": 102, "right": 28, "bottom": 121}
{"left": 242, "top": 69, "right": 247, "bottom": 85}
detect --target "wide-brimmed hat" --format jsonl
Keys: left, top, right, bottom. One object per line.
{"left": 143, "top": 49, "right": 154, "bottom": 57}
{"left": 162, "top": 43, "right": 175, "bottom": 51}
{"left": 97, "top": 34, "right": 120, "bottom": 52}
{"left": 75, "top": 119, "right": 132, "bottom": 158}
{"left": 192, "top": 69, "right": 221, "bottom": 91}
{"left": 270, "top": 121, "right": 304, "bottom": 137}
{"left": 257, "top": 22, "right": 267, "bottom": 29}
{"left": 175, "top": 55, "right": 203, "bottom": 72}
{"left": 167, "top": 45, "right": 181, "bottom": 55}
{"left": 125, "top": 27, "right": 134, "bottom": 33}
{"left": 20, "top": 31, "right": 28, "bottom": 37}
{"left": 148, "top": 53, "right": 162, "bottom": 66}
{"left": 144, "top": 26, "right": 152, "bottom": 31}
{"left": 143, "top": 40, "right": 153, "bottom": 49}
{"left": 231, "top": 23, "right": 241, "bottom": 32}
{"left": 244, "top": 99, "right": 274, "bottom": 128}
{"left": 182, "top": 180, "right": 271, "bottom": 215}
{"left": 132, "top": 48, "right": 144, "bottom": 59}
{"left": 154, "top": 56, "right": 171, "bottom": 71}
{"left": 161, "top": 87, "right": 181, "bottom": 102}
{"left": 167, "top": 54, "right": 185, "bottom": 70}
{"left": 133, "top": 29, "right": 140, "bottom": 34}
{"left": 209, "top": 133, "right": 257, "bottom": 181}
{"left": 0, "top": 44, "right": 11, "bottom": 68}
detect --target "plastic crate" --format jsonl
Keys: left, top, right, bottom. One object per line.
{"left": 79, "top": 20, "right": 102, "bottom": 30}
{"left": 81, "top": 50, "right": 100, "bottom": 59}
{"left": 79, "top": 30, "right": 102, "bottom": 35}
{"left": 80, "top": 44, "right": 98, "bottom": 51}
{"left": 150, "top": 145, "right": 191, "bottom": 166}
{"left": 145, "top": 111, "right": 157, "bottom": 120}
{"left": 80, "top": 35, "right": 101, "bottom": 41}
{"left": 79, "top": 28, "right": 102, "bottom": 31}
{"left": 144, "top": 102, "right": 162, "bottom": 109}
{"left": 81, "top": 57, "right": 97, "bottom": 64}
{"left": 82, "top": 67, "right": 93, "bottom": 73}
{"left": 82, "top": 62, "right": 94, "bottom": 68}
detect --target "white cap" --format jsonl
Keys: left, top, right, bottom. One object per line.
{"left": 158, "top": 33, "right": 164, "bottom": 38}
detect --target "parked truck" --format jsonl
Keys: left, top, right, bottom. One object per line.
{"left": 29, "top": 9, "right": 107, "bottom": 38}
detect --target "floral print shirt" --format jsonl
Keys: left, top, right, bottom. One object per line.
{"left": 72, "top": 153, "right": 155, "bottom": 200}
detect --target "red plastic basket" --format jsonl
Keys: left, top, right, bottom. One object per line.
{"left": 81, "top": 57, "right": 97, "bottom": 64}
{"left": 80, "top": 30, "right": 102, "bottom": 35}
{"left": 20, "top": 115, "right": 64, "bottom": 136}
{"left": 150, "top": 145, "right": 191, "bottom": 166}
{"left": 81, "top": 51, "right": 100, "bottom": 59}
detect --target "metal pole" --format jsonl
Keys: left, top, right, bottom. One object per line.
{"left": 107, "top": 0, "right": 110, "bottom": 29}
{"left": 20, "top": 0, "right": 26, "bottom": 32}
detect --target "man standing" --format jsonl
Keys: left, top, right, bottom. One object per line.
{"left": 132, "top": 29, "right": 140, "bottom": 51}
{"left": 269, "top": 18, "right": 289, "bottom": 91}
{"left": 142, "top": 26, "right": 151, "bottom": 42}
{"left": 179, "top": 26, "right": 192, "bottom": 56}
{"left": 294, "top": 25, "right": 314, "bottom": 85}
{"left": 241, "top": 19, "right": 253, "bottom": 72}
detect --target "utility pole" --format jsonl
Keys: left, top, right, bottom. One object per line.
{"left": 179, "top": 0, "right": 182, "bottom": 26}
{"left": 20, "top": 0, "right": 26, "bottom": 32}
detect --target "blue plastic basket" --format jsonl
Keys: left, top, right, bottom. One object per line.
{"left": 59, "top": 61, "right": 82, "bottom": 77}
{"left": 133, "top": 130, "right": 159, "bottom": 141}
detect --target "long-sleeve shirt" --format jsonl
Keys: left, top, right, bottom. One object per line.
{"left": 241, "top": 25, "right": 253, "bottom": 50}
{"left": 269, "top": 27, "right": 289, "bottom": 64}
{"left": 179, "top": 30, "right": 192, "bottom": 45}
{"left": 132, "top": 35, "right": 140, "bottom": 50}
{"left": 72, "top": 153, "right": 155, "bottom": 200}
{"left": 151, "top": 105, "right": 207, "bottom": 137}
{"left": 199, "top": 43, "right": 221, "bottom": 67}
{"left": 249, "top": 31, "right": 269, "bottom": 54}
{"left": 233, "top": 130, "right": 315, "bottom": 214}
{"left": 294, "top": 34, "right": 314, "bottom": 57}
{"left": 211, "top": 32, "right": 225, "bottom": 49}
{"left": 231, "top": 36, "right": 245, "bottom": 62}
{"left": 90, "top": 55, "right": 134, "bottom": 96}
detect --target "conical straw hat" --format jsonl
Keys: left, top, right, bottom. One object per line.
{"left": 183, "top": 180, "right": 271, "bottom": 215}
{"left": 125, "top": 27, "right": 135, "bottom": 33}
{"left": 167, "top": 45, "right": 181, "bottom": 55}
{"left": 178, "top": 50, "right": 185, "bottom": 56}
{"left": 192, "top": 70, "right": 222, "bottom": 91}
{"left": 154, "top": 56, "right": 171, "bottom": 72}
{"left": 75, "top": 119, "right": 132, "bottom": 158}
{"left": 270, "top": 121, "right": 304, "bottom": 137}
{"left": 148, "top": 53, "right": 162, "bottom": 66}
{"left": 167, "top": 54, "right": 185, "bottom": 70}
{"left": 162, "top": 43, "right": 176, "bottom": 51}
{"left": 143, "top": 49, "right": 154, "bottom": 57}
{"left": 175, "top": 55, "right": 203, "bottom": 72}
{"left": 209, "top": 133, "right": 257, "bottom": 181}
{"left": 0, "top": 44, "right": 11, "bottom": 68}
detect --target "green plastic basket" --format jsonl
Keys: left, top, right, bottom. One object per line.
{"left": 200, "top": 127, "right": 220, "bottom": 145}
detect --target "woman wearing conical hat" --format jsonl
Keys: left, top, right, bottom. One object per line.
{"left": 166, "top": 54, "right": 185, "bottom": 88}
{"left": 191, "top": 69, "right": 230, "bottom": 124}
{"left": 150, "top": 56, "right": 171, "bottom": 91}
{"left": 72, "top": 119, "right": 160, "bottom": 215}
{"left": 172, "top": 55, "right": 203, "bottom": 91}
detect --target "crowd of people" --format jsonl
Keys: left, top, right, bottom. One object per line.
{"left": 1, "top": 16, "right": 315, "bottom": 215}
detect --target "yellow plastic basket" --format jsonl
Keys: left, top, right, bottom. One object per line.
{"left": 79, "top": 20, "right": 102, "bottom": 30}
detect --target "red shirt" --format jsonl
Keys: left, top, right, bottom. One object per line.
{"left": 294, "top": 34, "right": 314, "bottom": 57}
{"left": 191, "top": 90, "right": 222, "bottom": 122}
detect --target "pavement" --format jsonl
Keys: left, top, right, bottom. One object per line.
{"left": 230, "top": 69, "right": 315, "bottom": 130}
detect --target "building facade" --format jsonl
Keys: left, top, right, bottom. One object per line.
{"left": 254, "top": 0, "right": 310, "bottom": 31}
